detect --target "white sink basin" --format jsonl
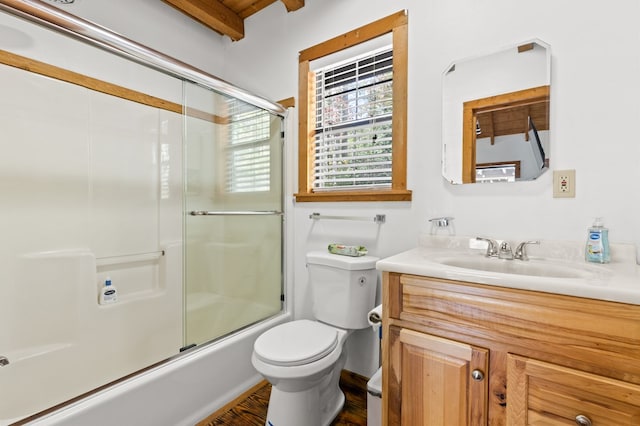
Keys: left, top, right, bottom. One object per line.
{"left": 376, "top": 236, "right": 640, "bottom": 306}
{"left": 435, "top": 256, "right": 593, "bottom": 279}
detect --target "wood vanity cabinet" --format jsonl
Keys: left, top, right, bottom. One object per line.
{"left": 381, "top": 272, "right": 640, "bottom": 426}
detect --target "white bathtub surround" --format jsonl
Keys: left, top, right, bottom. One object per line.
{"left": 377, "top": 235, "right": 640, "bottom": 305}
{"left": 0, "top": 244, "right": 182, "bottom": 425}
{"left": 0, "top": 59, "right": 185, "bottom": 418}
{"left": 20, "top": 314, "right": 289, "bottom": 426}
{"left": 0, "top": 37, "right": 185, "bottom": 424}
{"left": 0, "top": 7, "right": 289, "bottom": 424}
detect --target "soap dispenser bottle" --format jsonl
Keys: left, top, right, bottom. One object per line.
{"left": 99, "top": 277, "right": 118, "bottom": 304}
{"left": 585, "top": 217, "right": 610, "bottom": 263}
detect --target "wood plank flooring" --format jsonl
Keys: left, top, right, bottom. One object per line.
{"left": 198, "top": 370, "right": 369, "bottom": 425}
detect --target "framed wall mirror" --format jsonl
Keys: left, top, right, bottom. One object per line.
{"left": 442, "top": 40, "right": 551, "bottom": 184}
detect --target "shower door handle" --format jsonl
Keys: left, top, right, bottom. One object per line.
{"left": 189, "top": 210, "right": 283, "bottom": 216}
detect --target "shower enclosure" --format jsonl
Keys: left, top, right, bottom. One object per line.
{"left": 0, "top": 1, "right": 285, "bottom": 424}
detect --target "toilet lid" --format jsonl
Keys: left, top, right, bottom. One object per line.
{"left": 254, "top": 320, "right": 339, "bottom": 366}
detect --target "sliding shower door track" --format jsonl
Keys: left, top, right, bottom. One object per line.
{"left": 0, "top": 0, "right": 286, "bottom": 116}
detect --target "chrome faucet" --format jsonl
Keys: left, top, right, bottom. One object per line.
{"left": 514, "top": 241, "right": 540, "bottom": 261}
{"left": 0, "top": 356, "right": 8, "bottom": 366}
{"left": 476, "top": 237, "right": 499, "bottom": 257}
{"left": 476, "top": 238, "right": 540, "bottom": 261}
{"left": 498, "top": 241, "right": 514, "bottom": 260}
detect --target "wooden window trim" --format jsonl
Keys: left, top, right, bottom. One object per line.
{"left": 295, "top": 11, "right": 411, "bottom": 203}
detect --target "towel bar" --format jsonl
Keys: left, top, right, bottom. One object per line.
{"left": 309, "top": 212, "right": 386, "bottom": 224}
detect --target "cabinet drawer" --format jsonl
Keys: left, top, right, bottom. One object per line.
{"left": 386, "top": 273, "right": 640, "bottom": 385}
{"left": 507, "top": 354, "right": 640, "bottom": 425}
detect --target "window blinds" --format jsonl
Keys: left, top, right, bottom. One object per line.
{"left": 226, "top": 100, "right": 271, "bottom": 193}
{"left": 313, "top": 46, "right": 393, "bottom": 191}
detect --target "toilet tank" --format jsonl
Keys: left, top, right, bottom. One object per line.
{"left": 306, "top": 251, "right": 379, "bottom": 330}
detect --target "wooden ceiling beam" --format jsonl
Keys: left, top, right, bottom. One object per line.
{"left": 163, "top": 0, "right": 245, "bottom": 41}
{"left": 237, "top": 0, "right": 303, "bottom": 19}
{"left": 280, "top": 0, "right": 304, "bottom": 12}
{"left": 237, "top": 0, "right": 277, "bottom": 19}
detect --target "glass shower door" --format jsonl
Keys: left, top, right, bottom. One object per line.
{"left": 183, "top": 82, "right": 283, "bottom": 346}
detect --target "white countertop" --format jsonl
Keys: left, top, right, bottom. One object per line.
{"left": 376, "top": 235, "right": 640, "bottom": 306}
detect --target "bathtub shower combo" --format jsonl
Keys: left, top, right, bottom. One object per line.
{"left": 0, "top": 1, "right": 286, "bottom": 424}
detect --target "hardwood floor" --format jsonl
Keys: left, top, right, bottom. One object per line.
{"left": 197, "top": 370, "right": 369, "bottom": 425}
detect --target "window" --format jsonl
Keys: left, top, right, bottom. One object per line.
{"left": 475, "top": 163, "right": 519, "bottom": 183}
{"left": 226, "top": 99, "right": 271, "bottom": 192}
{"left": 313, "top": 47, "right": 393, "bottom": 191}
{"left": 295, "top": 11, "right": 411, "bottom": 202}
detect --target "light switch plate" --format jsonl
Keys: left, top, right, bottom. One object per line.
{"left": 553, "top": 169, "right": 576, "bottom": 198}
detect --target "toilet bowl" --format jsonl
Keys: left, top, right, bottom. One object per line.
{"left": 251, "top": 251, "right": 379, "bottom": 426}
{"left": 252, "top": 319, "right": 351, "bottom": 426}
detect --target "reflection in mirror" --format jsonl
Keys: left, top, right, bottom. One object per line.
{"left": 463, "top": 85, "right": 550, "bottom": 183}
{"left": 442, "top": 40, "right": 551, "bottom": 184}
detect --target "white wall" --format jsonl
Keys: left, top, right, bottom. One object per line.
{"left": 218, "top": 0, "right": 639, "bottom": 240}
{"left": 27, "top": 0, "right": 640, "bottom": 378}
{"left": 214, "top": 0, "right": 640, "bottom": 377}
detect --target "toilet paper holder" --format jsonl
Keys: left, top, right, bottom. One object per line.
{"left": 368, "top": 304, "right": 383, "bottom": 343}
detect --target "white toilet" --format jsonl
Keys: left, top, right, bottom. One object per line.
{"left": 252, "top": 251, "right": 379, "bottom": 426}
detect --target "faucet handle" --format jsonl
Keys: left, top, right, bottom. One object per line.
{"left": 514, "top": 240, "right": 540, "bottom": 261}
{"left": 476, "top": 237, "right": 499, "bottom": 257}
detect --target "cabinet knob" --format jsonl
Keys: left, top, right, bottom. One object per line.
{"left": 575, "top": 414, "right": 592, "bottom": 426}
{"left": 471, "top": 369, "right": 485, "bottom": 381}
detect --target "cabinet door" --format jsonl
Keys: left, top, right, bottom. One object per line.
{"left": 507, "top": 354, "right": 640, "bottom": 425}
{"left": 387, "top": 326, "right": 488, "bottom": 425}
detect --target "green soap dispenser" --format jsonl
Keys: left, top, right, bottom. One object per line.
{"left": 585, "top": 217, "right": 610, "bottom": 263}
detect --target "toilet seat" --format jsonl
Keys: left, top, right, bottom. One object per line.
{"left": 254, "top": 320, "right": 339, "bottom": 367}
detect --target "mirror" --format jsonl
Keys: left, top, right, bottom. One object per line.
{"left": 442, "top": 40, "right": 551, "bottom": 184}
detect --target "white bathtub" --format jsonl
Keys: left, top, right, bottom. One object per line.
{"left": 17, "top": 313, "right": 289, "bottom": 426}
